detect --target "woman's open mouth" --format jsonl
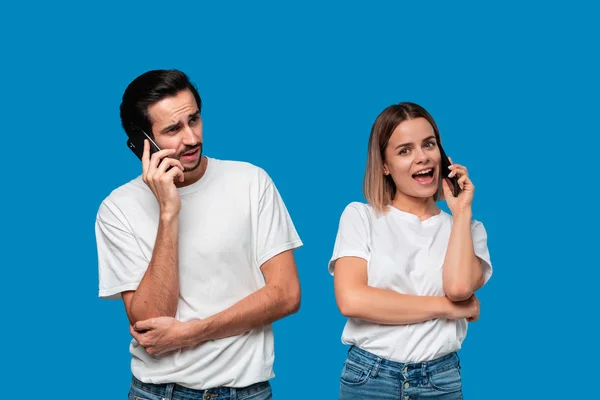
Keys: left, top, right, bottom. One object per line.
{"left": 412, "top": 168, "right": 435, "bottom": 185}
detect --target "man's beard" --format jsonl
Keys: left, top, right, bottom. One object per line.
{"left": 177, "top": 143, "right": 203, "bottom": 173}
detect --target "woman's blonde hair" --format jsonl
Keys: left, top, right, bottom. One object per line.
{"left": 363, "top": 102, "right": 444, "bottom": 213}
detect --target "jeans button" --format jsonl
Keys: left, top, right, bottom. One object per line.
{"left": 404, "top": 382, "right": 409, "bottom": 389}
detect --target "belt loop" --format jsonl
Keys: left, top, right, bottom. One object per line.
{"left": 371, "top": 356, "right": 382, "bottom": 378}
{"left": 164, "top": 383, "right": 175, "bottom": 400}
{"left": 421, "top": 361, "right": 427, "bottom": 377}
{"left": 230, "top": 387, "right": 237, "bottom": 399}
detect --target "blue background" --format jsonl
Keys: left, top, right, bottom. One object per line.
{"left": 3, "top": 1, "right": 599, "bottom": 398}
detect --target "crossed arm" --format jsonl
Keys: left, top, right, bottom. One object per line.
{"left": 334, "top": 215, "right": 485, "bottom": 325}
{"left": 124, "top": 247, "right": 301, "bottom": 356}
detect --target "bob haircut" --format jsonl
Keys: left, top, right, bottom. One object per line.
{"left": 363, "top": 102, "right": 444, "bottom": 213}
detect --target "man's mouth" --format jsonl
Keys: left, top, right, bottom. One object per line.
{"left": 412, "top": 168, "right": 435, "bottom": 185}
{"left": 181, "top": 146, "right": 200, "bottom": 158}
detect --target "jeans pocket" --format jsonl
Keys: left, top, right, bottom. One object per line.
{"left": 340, "top": 359, "right": 372, "bottom": 386}
{"left": 242, "top": 383, "right": 273, "bottom": 400}
{"left": 128, "top": 385, "right": 163, "bottom": 400}
{"left": 427, "top": 366, "right": 462, "bottom": 392}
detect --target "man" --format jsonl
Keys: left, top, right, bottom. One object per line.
{"left": 95, "top": 69, "right": 302, "bottom": 399}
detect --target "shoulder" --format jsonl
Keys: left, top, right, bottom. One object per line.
{"left": 210, "top": 158, "right": 272, "bottom": 183}
{"left": 96, "top": 176, "right": 148, "bottom": 221}
{"left": 339, "top": 201, "right": 374, "bottom": 223}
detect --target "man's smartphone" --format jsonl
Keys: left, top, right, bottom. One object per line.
{"left": 438, "top": 142, "right": 461, "bottom": 197}
{"left": 126, "top": 124, "right": 162, "bottom": 161}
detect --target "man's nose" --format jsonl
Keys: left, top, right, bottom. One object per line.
{"left": 182, "top": 126, "right": 198, "bottom": 146}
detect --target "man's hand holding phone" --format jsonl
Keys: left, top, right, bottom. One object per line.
{"left": 141, "top": 139, "right": 185, "bottom": 219}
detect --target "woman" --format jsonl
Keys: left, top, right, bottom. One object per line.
{"left": 329, "top": 102, "right": 492, "bottom": 399}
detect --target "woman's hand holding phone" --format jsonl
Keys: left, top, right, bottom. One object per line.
{"left": 442, "top": 157, "right": 475, "bottom": 216}
{"left": 141, "top": 139, "right": 185, "bottom": 219}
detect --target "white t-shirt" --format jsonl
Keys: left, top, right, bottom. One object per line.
{"left": 95, "top": 157, "right": 302, "bottom": 389}
{"left": 328, "top": 202, "right": 492, "bottom": 363}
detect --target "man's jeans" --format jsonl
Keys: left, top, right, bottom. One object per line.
{"left": 128, "top": 375, "right": 272, "bottom": 400}
{"left": 339, "top": 345, "right": 464, "bottom": 399}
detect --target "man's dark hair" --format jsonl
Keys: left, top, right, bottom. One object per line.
{"left": 120, "top": 69, "right": 202, "bottom": 138}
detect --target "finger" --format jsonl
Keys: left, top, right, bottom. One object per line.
{"left": 161, "top": 162, "right": 186, "bottom": 183}
{"left": 149, "top": 148, "right": 177, "bottom": 171}
{"left": 448, "top": 164, "right": 467, "bottom": 178}
{"left": 157, "top": 157, "right": 185, "bottom": 175}
{"left": 142, "top": 140, "right": 150, "bottom": 177}
{"left": 457, "top": 175, "right": 469, "bottom": 190}
{"left": 134, "top": 319, "right": 153, "bottom": 332}
{"left": 130, "top": 325, "right": 142, "bottom": 342}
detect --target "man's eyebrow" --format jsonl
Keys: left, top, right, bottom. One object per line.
{"left": 159, "top": 110, "right": 200, "bottom": 134}
{"left": 394, "top": 135, "right": 436, "bottom": 150}
{"left": 161, "top": 121, "right": 182, "bottom": 134}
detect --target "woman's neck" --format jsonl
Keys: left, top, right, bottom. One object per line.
{"left": 391, "top": 192, "right": 440, "bottom": 220}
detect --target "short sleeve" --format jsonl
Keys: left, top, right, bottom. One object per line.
{"left": 471, "top": 220, "right": 493, "bottom": 285}
{"left": 328, "top": 203, "right": 371, "bottom": 275}
{"left": 255, "top": 170, "right": 303, "bottom": 267}
{"left": 95, "top": 201, "right": 148, "bottom": 300}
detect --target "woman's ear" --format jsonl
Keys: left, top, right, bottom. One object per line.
{"left": 383, "top": 163, "right": 390, "bottom": 175}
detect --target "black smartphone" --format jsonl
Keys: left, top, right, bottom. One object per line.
{"left": 126, "top": 125, "right": 162, "bottom": 161}
{"left": 438, "top": 142, "right": 461, "bottom": 197}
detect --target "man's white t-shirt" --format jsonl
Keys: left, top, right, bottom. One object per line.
{"left": 329, "top": 202, "right": 492, "bottom": 363}
{"left": 95, "top": 157, "right": 302, "bottom": 390}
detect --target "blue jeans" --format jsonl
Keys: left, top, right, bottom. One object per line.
{"left": 339, "top": 346, "right": 464, "bottom": 400}
{"left": 128, "top": 375, "right": 272, "bottom": 400}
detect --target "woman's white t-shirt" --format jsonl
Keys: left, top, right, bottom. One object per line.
{"left": 329, "top": 202, "right": 492, "bottom": 363}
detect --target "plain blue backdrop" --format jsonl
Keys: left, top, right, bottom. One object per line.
{"left": 2, "top": 1, "right": 599, "bottom": 398}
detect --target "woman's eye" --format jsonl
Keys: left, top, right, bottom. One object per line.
{"left": 399, "top": 148, "right": 409, "bottom": 155}
{"left": 425, "top": 141, "right": 436, "bottom": 148}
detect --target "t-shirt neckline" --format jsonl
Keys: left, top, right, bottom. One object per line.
{"left": 387, "top": 205, "right": 445, "bottom": 224}
{"left": 176, "top": 156, "right": 217, "bottom": 196}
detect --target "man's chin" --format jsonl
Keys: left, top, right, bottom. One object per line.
{"left": 183, "top": 154, "right": 203, "bottom": 173}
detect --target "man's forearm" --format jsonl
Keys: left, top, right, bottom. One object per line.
{"left": 128, "top": 215, "right": 180, "bottom": 324}
{"left": 442, "top": 211, "right": 483, "bottom": 301}
{"left": 181, "top": 284, "right": 299, "bottom": 346}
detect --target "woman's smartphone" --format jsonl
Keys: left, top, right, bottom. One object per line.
{"left": 438, "top": 142, "right": 461, "bottom": 197}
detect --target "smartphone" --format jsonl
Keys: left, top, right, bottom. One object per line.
{"left": 438, "top": 142, "right": 461, "bottom": 197}
{"left": 126, "top": 124, "right": 162, "bottom": 161}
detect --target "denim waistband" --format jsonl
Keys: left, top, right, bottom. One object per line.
{"left": 131, "top": 375, "right": 270, "bottom": 399}
{"left": 347, "top": 345, "right": 460, "bottom": 377}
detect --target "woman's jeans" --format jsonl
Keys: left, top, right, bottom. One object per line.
{"left": 339, "top": 345, "right": 464, "bottom": 400}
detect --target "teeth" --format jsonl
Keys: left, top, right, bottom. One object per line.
{"left": 415, "top": 169, "right": 432, "bottom": 175}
